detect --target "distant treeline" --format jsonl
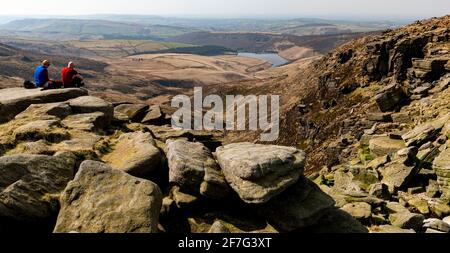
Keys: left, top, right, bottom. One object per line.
{"left": 132, "top": 45, "right": 237, "bottom": 56}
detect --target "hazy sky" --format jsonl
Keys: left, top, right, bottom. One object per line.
{"left": 1, "top": 0, "right": 449, "bottom": 19}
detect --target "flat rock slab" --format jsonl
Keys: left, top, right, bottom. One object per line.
{"left": 216, "top": 142, "right": 305, "bottom": 204}
{"left": 54, "top": 161, "right": 162, "bottom": 233}
{"left": 68, "top": 96, "right": 113, "bottom": 124}
{"left": 166, "top": 140, "right": 229, "bottom": 199}
{"left": 102, "top": 131, "right": 161, "bottom": 177}
{"left": 369, "top": 136, "right": 405, "bottom": 157}
{"left": 0, "top": 153, "right": 76, "bottom": 221}
{"left": 0, "top": 88, "right": 87, "bottom": 123}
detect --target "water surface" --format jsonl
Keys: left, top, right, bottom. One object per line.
{"left": 238, "top": 52, "right": 289, "bottom": 67}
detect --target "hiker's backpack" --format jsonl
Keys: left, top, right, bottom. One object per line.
{"left": 23, "top": 80, "right": 36, "bottom": 89}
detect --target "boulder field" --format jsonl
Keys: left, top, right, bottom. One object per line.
{"left": 0, "top": 87, "right": 365, "bottom": 233}
{"left": 312, "top": 79, "right": 450, "bottom": 233}
{"left": 2, "top": 83, "right": 448, "bottom": 233}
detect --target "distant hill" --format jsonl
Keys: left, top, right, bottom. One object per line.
{"left": 0, "top": 16, "right": 402, "bottom": 41}
{"left": 74, "top": 14, "right": 401, "bottom": 35}
{"left": 0, "top": 37, "right": 190, "bottom": 60}
{"left": 0, "top": 19, "right": 196, "bottom": 40}
{"left": 0, "top": 16, "right": 17, "bottom": 25}
{"left": 133, "top": 45, "right": 236, "bottom": 56}
{"left": 170, "top": 31, "right": 378, "bottom": 54}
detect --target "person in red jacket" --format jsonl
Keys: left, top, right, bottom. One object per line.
{"left": 61, "top": 62, "right": 84, "bottom": 88}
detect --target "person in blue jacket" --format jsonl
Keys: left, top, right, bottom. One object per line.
{"left": 34, "top": 60, "right": 51, "bottom": 87}
{"left": 32, "top": 60, "right": 63, "bottom": 89}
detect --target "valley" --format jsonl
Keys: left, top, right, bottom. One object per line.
{"left": 0, "top": 16, "right": 380, "bottom": 108}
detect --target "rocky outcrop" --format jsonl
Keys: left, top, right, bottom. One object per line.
{"left": 298, "top": 16, "right": 450, "bottom": 234}
{"left": 0, "top": 84, "right": 367, "bottom": 234}
{"left": 0, "top": 88, "right": 87, "bottom": 123}
{"left": 409, "top": 58, "right": 449, "bottom": 81}
{"left": 317, "top": 81, "right": 450, "bottom": 232}
{"left": 0, "top": 153, "right": 76, "bottom": 221}
{"left": 53, "top": 161, "right": 162, "bottom": 233}
{"left": 374, "top": 84, "right": 408, "bottom": 112}
{"left": 216, "top": 142, "right": 305, "bottom": 204}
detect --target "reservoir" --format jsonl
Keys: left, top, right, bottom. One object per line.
{"left": 238, "top": 52, "right": 289, "bottom": 67}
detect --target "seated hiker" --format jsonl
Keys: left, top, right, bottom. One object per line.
{"left": 34, "top": 60, "right": 50, "bottom": 88}
{"left": 61, "top": 62, "right": 84, "bottom": 88}
{"left": 33, "top": 60, "right": 63, "bottom": 90}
